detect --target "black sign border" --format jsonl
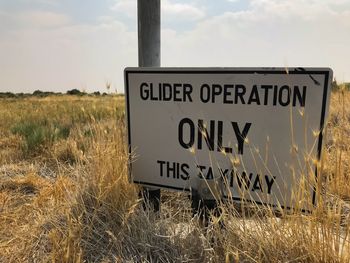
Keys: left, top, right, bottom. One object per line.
{"left": 125, "top": 68, "right": 332, "bottom": 213}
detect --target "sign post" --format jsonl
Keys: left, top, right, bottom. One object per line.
{"left": 137, "top": 0, "right": 161, "bottom": 211}
{"left": 125, "top": 67, "right": 332, "bottom": 213}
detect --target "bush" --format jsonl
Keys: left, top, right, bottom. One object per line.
{"left": 32, "top": 90, "right": 56, "bottom": 97}
{"left": 33, "top": 90, "right": 44, "bottom": 96}
{"left": 67, "top": 89, "right": 86, "bottom": 96}
{"left": 331, "top": 79, "right": 339, "bottom": 91}
{"left": 11, "top": 120, "right": 71, "bottom": 155}
{"left": 332, "top": 79, "right": 350, "bottom": 91}
{"left": 0, "top": 92, "right": 16, "bottom": 98}
{"left": 11, "top": 121, "right": 47, "bottom": 154}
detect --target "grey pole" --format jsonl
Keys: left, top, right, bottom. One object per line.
{"left": 137, "top": 0, "right": 161, "bottom": 212}
{"left": 138, "top": 0, "right": 160, "bottom": 67}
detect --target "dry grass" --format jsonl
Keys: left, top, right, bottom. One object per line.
{"left": 0, "top": 91, "right": 349, "bottom": 262}
{"left": 325, "top": 88, "right": 350, "bottom": 200}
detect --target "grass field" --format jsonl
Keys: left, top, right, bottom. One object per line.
{"left": 0, "top": 91, "right": 349, "bottom": 262}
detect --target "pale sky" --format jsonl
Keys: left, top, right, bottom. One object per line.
{"left": 0, "top": 0, "right": 349, "bottom": 93}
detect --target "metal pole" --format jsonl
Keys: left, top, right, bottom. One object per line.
{"left": 138, "top": 0, "right": 160, "bottom": 67}
{"left": 138, "top": 0, "right": 161, "bottom": 212}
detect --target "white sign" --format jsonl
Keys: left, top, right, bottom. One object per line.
{"left": 125, "top": 68, "right": 332, "bottom": 212}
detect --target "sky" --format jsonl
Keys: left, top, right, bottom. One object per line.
{"left": 0, "top": 0, "right": 350, "bottom": 93}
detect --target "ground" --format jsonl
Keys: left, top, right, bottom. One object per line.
{"left": 0, "top": 91, "right": 349, "bottom": 262}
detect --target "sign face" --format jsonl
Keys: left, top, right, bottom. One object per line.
{"left": 125, "top": 67, "right": 332, "bottom": 212}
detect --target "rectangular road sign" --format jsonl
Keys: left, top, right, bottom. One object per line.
{"left": 125, "top": 67, "right": 332, "bottom": 212}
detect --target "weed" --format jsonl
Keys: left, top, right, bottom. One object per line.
{"left": 0, "top": 93, "right": 348, "bottom": 262}
{"left": 11, "top": 120, "right": 70, "bottom": 155}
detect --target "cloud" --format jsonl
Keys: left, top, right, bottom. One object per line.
{"left": 248, "top": 0, "right": 350, "bottom": 21}
{"left": 1, "top": 0, "right": 349, "bottom": 93}
{"left": 111, "top": 0, "right": 205, "bottom": 22}
{"left": 23, "top": 0, "right": 59, "bottom": 6}
{"left": 111, "top": 0, "right": 136, "bottom": 18}
{"left": 17, "top": 11, "right": 71, "bottom": 28}
{"left": 0, "top": 10, "right": 71, "bottom": 32}
{"left": 0, "top": 12, "right": 137, "bottom": 93}
{"left": 161, "top": 0, "right": 350, "bottom": 81}
{"left": 162, "top": 0, "right": 205, "bottom": 21}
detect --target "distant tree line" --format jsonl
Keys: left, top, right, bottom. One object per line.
{"left": 0, "top": 89, "right": 115, "bottom": 98}
{"left": 0, "top": 80, "right": 348, "bottom": 99}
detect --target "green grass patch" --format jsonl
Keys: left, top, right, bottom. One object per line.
{"left": 11, "top": 120, "right": 71, "bottom": 155}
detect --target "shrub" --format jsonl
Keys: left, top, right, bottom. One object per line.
{"left": 33, "top": 90, "right": 44, "bottom": 96}
{"left": 67, "top": 89, "right": 86, "bottom": 96}
{"left": 32, "top": 90, "right": 56, "bottom": 97}
{"left": 0, "top": 92, "right": 16, "bottom": 98}
{"left": 11, "top": 121, "right": 47, "bottom": 154}
{"left": 331, "top": 79, "right": 339, "bottom": 91}
{"left": 11, "top": 120, "right": 71, "bottom": 155}
{"left": 67, "top": 89, "right": 81, "bottom": 95}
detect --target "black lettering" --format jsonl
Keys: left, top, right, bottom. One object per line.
{"left": 223, "top": 85, "right": 233, "bottom": 104}
{"left": 173, "top": 83, "right": 182, "bottom": 102}
{"left": 229, "top": 170, "right": 234, "bottom": 187}
{"left": 166, "top": 162, "right": 176, "bottom": 178}
{"left": 218, "top": 120, "right": 233, "bottom": 153}
{"left": 260, "top": 85, "right": 273, "bottom": 105}
{"left": 224, "top": 146, "right": 233, "bottom": 153}
{"left": 140, "top": 82, "right": 149, "bottom": 100}
{"left": 158, "top": 83, "right": 162, "bottom": 99}
{"left": 252, "top": 174, "right": 263, "bottom": 192}
{"left": 180, "top": 163, "right": 190, "bottom": 180}
{"left": 176, "top": 162, "right": 180, "bottom": 179}
{"left": 279, "top": 85, "right": 291, "bottom": 106}
{"left": 217, "top": 120, "right": 223, "bottom": 152}
{"left": 219, "top": 168, "right": 235, "bottom": 187}
{"left": 162, "top": 83, "right": 172, "bottom": 101}
{"left": 219, "top": 168, "right": 230, "bottom": 178}
{"left": 293, "top": 85, "right": 306, "bottom": 107}
{"left": 197, "top": 165, "right": 207, "bottom": 179}
{"left": 247, "top": 85, "right": 261, "bottom": 105}
{"left": 265, "top": 175, "right": 275, "bottom": 194}
{"left": 273, "top": 85, "right": 278, "bottom": 106}
{"left": 206, "top": 167, "right": 214, "bottom": 180}
{"left": 236, "top": 171, "right": 253, "bottom": 190}
{"left": 198, "top": 119, "right": 215, "bottom": 151}
{"left": 157, "top": 160, "right": 166, "bottom": 177}
{"left": 200, "top": 84, "right": 210, "bottom": 103}
{"left": 235, "top": 85, "right": 246, "bottom": 104}
{"left": 183, "top": 84, "right": 193, "bottom": 102}
{"left": 150, "top": 83, "right": 158, "bottom": 100}
{"left": 178, "top": 118, "right": 195, "bottom": 149}
{"left": 231, "top": 122, "right": 252, "bottom": 155}
{"left": 212, "top": 84, "right": 222, "bottom": 103}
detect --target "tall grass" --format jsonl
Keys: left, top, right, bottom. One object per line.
{"left": 11, "top": 120, "right": 70, "bottom": 154}
{"left": 0, "top": 92, "right": 349, "bottom": 262}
